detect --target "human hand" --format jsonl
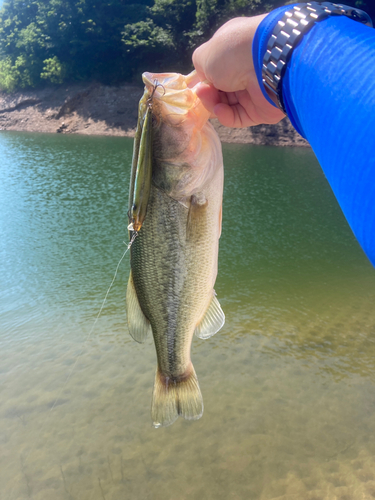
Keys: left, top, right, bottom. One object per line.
{"left": 192, "top": 15, "right": 285, "bottom": 128}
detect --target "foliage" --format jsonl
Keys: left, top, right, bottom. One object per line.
{"left": 0, "top": 56, "right": 18, "bottom": 91}
{"left": 0, "top": 54, "right": 38, "bottom": 90}
{"left": 0, "top": 0, "right": 153, "bottom": 90}
{"left": 40, "top": 56, "right": 66, "bottom": 84}
{"left": 0, "top": 0, "right": 374, "bottom": 91}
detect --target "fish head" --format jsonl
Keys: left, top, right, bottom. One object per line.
{"left": 141, "top": 71, "right": 223, "bottom": 202}
{"left": 142, "top": 71, "right": 210, "bottom": 129}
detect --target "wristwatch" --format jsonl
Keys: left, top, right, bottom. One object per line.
{"left": 262, "top": 2, "right": 373, "bottom": 113}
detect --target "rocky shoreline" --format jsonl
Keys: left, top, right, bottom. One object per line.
{"left": 0, "top": 82, "right": 309, "bottom": 147}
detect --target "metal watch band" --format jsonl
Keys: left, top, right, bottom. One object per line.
{"left": 262, "top": 2, "right": 373, "bottom": 113}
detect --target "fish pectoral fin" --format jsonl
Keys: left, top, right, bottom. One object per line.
{"left": 186, "top": 193, "right": 208, "bottom": 240}
{"left": 126, "top": 271, "right": 152, "bottom": 343}
{"left": 195, "top": 293, "right": 225, "bottom": 339}
{"left": 151, "top": 364, "right": 203, "bottom": 428}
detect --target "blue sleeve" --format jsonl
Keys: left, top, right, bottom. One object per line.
{"left": 253, "top": 9, "right": 375, "bottom": 267}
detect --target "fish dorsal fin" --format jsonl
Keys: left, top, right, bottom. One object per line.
{"left": 126, "top": 271, "right": 152, "bottom": 343}
{"left": 195, "top": 294, "right": 225, "bottom": 340}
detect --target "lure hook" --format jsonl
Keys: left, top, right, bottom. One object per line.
{"left": 146, "top": 80, "right": 166, "bottom": 108}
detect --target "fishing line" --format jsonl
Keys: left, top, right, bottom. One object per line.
{"left": 20, "top": 231, "right": 138, "bottom": 468}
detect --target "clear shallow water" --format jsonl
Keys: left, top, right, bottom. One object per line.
{"left": 1, "top": 132, "right": 375, "bottom": 500}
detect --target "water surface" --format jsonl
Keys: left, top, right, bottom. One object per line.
{"left": 1, "top": 132, "right": 375, "bottom": 500}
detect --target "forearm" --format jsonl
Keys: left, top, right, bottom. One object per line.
{"left": 253, "top": 10, "right": 375, "bottom": 266}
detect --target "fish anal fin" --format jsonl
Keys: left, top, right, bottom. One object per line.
{"left": 195, "top": 294, "right": 225, "bottom": 340}
{"left": 186, "top": 193, "right": 208, "bottom": 240}
{"left": 151, "top": 364, "right": 203, "bottom": 428}
{"left": 126, "top": 271, "right": 152, "bottom": 343}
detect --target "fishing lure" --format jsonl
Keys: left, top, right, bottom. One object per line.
{"left": 128, "top": 82, "right": 164, "bottom": 233}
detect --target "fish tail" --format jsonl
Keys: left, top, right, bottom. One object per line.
{"left": 151, "top": 364, "right": 203, "bottom": 428}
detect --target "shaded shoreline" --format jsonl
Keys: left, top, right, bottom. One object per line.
{"left": 0, "top": 82, "right": 309, "bottom": 147}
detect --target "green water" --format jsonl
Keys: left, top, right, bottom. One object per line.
{"left": 1, "top": 131, "right": 375, "bottom": 500}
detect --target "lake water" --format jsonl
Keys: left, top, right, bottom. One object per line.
{"left": 1, "top": 131, "right": 375, "bottom": 500}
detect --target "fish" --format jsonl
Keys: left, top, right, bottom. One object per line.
{"left": 126, "top": 71, "right": 225, "bottom": 428}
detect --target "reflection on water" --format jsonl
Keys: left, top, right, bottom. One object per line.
{"left": 1, "top": 132, "right": 375, "bottom": 500}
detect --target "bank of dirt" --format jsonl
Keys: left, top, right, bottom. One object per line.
{"left": 0, "top": 82, "right": 309, "bottom": 147}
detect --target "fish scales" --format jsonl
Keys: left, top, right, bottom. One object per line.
{"left": 131, "top": 183, "right": 220, "bottom": 375}
{"left": 127, "top": 71, "right": 225, "bottom": 427}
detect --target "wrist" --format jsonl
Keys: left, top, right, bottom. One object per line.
{"left": 252, "top": 5, "right": 298, "bottom": 109}
{"left": 253, "top": 3, "right": 372, "bottom": 114}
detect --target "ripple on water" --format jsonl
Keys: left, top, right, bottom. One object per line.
{"left": 1, "top": 135, "right": 375, "bottom": 499}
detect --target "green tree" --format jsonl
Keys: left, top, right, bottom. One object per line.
{"left": 0, "top": 0, "right": 154, "bottom": 90}
{"left": 122, "top": 0, "right": 197, "bottom": 74}
{"left": 40, "top": 55, "right": 65, "bottom": 84}
{"left": 0, "top": 0, "right": 373, "bottom": 91}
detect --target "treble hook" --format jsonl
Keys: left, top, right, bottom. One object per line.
{"left": 146, "top": 80, "right": 166, "bottom": 108}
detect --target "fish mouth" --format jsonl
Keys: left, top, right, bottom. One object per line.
{"left": 141, "top": 70, "right": 210, "bottom": 128}
{"left": 141, "top": 71, "right": 200, "bottom": 120}
{"left": 142, "top": 72, "right": 159, "bottom": 92}
{"left": 142, "top": 71, "right": 199, "bottom": 93}
{"left": 142, "top": 72, "right": 178, "bottom": 100}
{"left": 141, "top": 72, "right": 201, "bottom": 105}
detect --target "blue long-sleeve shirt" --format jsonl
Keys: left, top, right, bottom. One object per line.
{"left": 253, "top": 6, "right": 375, "bottom": 266}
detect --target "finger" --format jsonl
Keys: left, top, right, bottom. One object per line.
{"left": 218, "top": 91, "right": 229, "bottom": 106}
{"left": 195, "top": 83, "right": 221, "bottom": 114}
{"left": 186, "top": 70, "right": 200, "bottom": 88}
{"left": 192, "top": 44, "right": 209, "bottom": 82}
{"left": 213, "top": 102, "right": 258, "bottom": 128}
{"left": 226, "top": 92, "right": 240, "bottom": 106}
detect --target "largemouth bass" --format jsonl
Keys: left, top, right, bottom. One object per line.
{"left": 127, "top": 71, "right": 225, "bottom": 428}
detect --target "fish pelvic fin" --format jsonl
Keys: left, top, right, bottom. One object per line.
{"left": 195, "top": 293, "right": 225, "bottom": 340}
{"left": 151, "top": 364, "right": 203, "bottom": 428}
{"left": 126, "top": 271, "right": 152, "bottom": 343}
